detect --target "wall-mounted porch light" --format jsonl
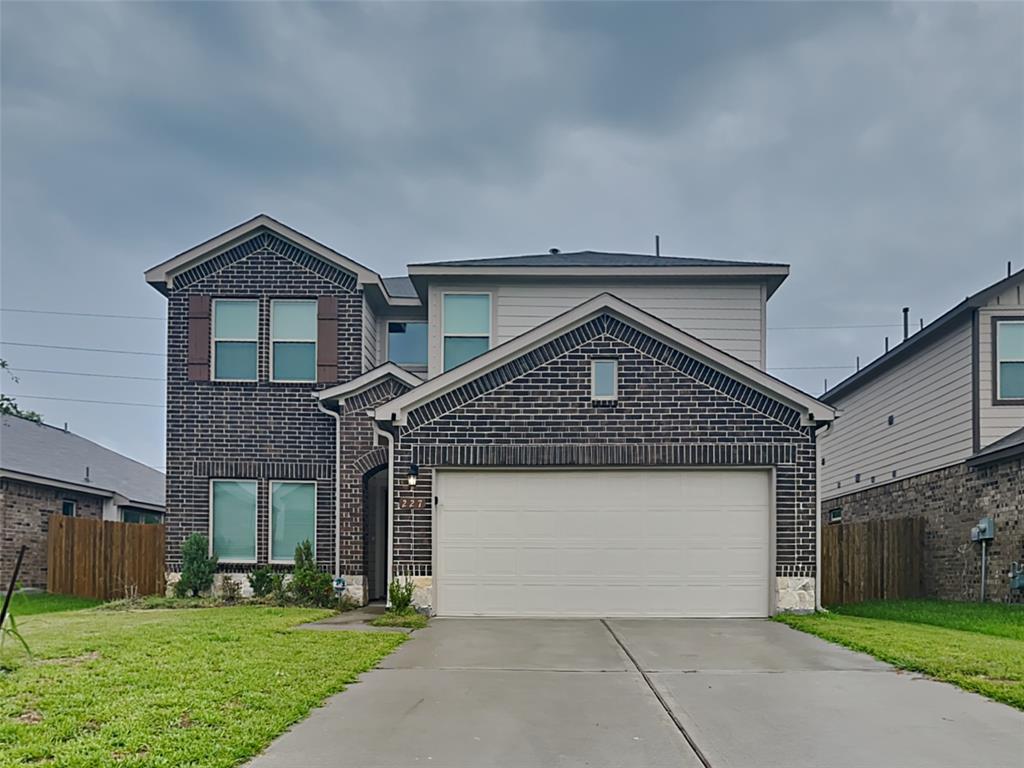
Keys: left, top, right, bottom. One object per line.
{"left": 407, "top": 463, "right": 419, "bottom": 487}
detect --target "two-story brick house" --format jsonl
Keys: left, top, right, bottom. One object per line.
{"left": 146, "top": 215, "right": 834, "bottom": 616}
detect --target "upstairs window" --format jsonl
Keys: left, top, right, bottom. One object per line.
{"left": 213, "top": 299, "right": 258, "bottom": 381}
{"left": 271, "top": 300, "right": 317, "bottom": 382}
{"left": 591, "top": 360, "right": 618, "bottom": 401}
{"left": 443, "top": 293, "right": 490, "bottom": 371}
{"left": 996, "top": 320, "right": 1024, "bottom": 401}
{"left": 388, "top": 321, "right": 428, "bottom": 367}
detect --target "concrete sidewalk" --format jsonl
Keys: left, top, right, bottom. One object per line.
{"left": 247, "top": 618, "right": 1024, "bottom": 768}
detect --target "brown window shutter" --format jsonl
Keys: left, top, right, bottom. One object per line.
{"left": 317, "top": 296, "right": 338, "bottom": 383}
{"left": 187, "top": 295, "right": 211, "bottom": 381}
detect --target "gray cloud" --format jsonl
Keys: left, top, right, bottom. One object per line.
{"left": 2, "top": 1, "right": 1021, "bottom": 468}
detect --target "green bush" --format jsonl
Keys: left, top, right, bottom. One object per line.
{"left": 220, "top": 576, "right": 243, "bottom": 603}
{"left": 388, "top": 577, "right": 415, "bottom": 612}
{"left": 248, "top": 566, "right": 276, "bottom": 597}
{"left": 288, "top": 540, "right": 334, "bottom": 607}
{"left": 175, "top": 533, "right": 217, "bottom": 597}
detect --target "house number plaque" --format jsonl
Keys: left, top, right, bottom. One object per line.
{"left": 398, "top": 498, "right": 426, "bottom": 510}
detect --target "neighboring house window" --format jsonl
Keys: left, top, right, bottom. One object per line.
{"left": 443, "top": 293, "right": 490, "bottom": 371}
{"left": 122, "top": 509, "right": 163, "bottom": 525}
{"left": 591, "top": 360, "right": 618, "bottom": 400}
{"left": 270, "top": 481, "right": 316, "bottom": 563}
{"left": 213, "top": 299, "right": 258, "bottom": 381}
{"left": 210, "top": 480, "right": 257, "bottom": 562}
{"left": 61, "top": 500, "right": 76, "bottom": 517}
{"left": 271, "top": 300, "right": 317, "bottom": 382}
{"left": 996, "top": 320, "right": 1024, "bottom": 400}
{"left": 828, "top": 508, "right": 842, "bottom": 524}
{"left": 388, "top": 322, "right": 428, "bottom": 367}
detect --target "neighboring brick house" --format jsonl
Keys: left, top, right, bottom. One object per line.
{"left": 820, "top": 269, "right": 1024, "bottom": 602}
{"left": 146, "top": 215, "right": 835, "bottom": 615}
{"left": 0, "top": 415, "right": 165, "bottom": 590}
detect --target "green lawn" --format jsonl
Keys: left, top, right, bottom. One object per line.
{"left": 0, "top": 606, "right": 405, "bottom": 767}
{"left": 4, "top": 592, "right": 104, "bottom": 616}
{"left": 778, "top": 600, "right": 1024, "bottom": 710}
{"left": 369, "top": 609, "right": 429, "bottom": 630}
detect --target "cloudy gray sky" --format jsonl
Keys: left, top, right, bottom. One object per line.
{"left": 1, "top": 1, "right": 1022, "bottom": 470}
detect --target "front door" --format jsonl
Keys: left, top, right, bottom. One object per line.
{"left": 364, "top": 469, "right": 389, "bottom": 601}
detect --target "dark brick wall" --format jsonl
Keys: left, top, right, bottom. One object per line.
{"left": 0, "top": 478, "right": 104, "bottom": 589}
{"left": 164, "top": 234, "right": 362, "bottom": 571}
{"left": 823, "top": 457, "right": 1024, "bottom": 601}
{"left": 392, "top": 314, "right": 819, "bottom": 579}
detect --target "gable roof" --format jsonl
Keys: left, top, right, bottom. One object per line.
{"left": 967, "top": 425, "right": 1024, "bottom": 467}
{"left": 144, "top": 214, "right": 420, "bottom": 306}
{"left": 0, "top": 415, "right": 165, "bottom": 509}
{"left": 382, "top": 276, "right": 417, "bottom": 298}
{"left": 374, "top": 293, "right": 834, "bottom": 427}
{"left": 412, "top": 250, "right": 785, "bottom": 269}
{"left": 407, "top": 251, "right": 790, "bottom": 298}
{"left": 822, "top": 268, "right": 1024, "bottom": 403}
{"left": 316, "top": 363, "right": 423, "bottom": 405}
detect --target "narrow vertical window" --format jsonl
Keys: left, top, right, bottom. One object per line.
{"left": 591, "top": 360, "right": 618, "bottom": 400}
{"left": 442, "top": 294, "right": 490, "bottom": 371}
{"left": 271, "top": 481, "right": 316, "bottom": 562}
{"left": 996, "top": 320, "right": 1024, "bottom": 400}
{"left": 211, "top": 480, "right": 257, "bottom": 562}
{"left": 271, "top": 300, "right": 317, "bottom": 381}
{"left": 213, "top": 299, "right": 258, "bottom": 381}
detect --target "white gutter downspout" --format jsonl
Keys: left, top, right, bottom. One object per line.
{"left": 315, "top": 397, "right": 343, "bottom": 579}
{"left": 371, "top": 420, "right": 395, "bottom": 609}
{"left": 814, "top": 420, "right": 831, "bottom": 612}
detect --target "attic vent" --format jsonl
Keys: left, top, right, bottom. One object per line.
{"left": 548, "top": 248, "right": 560, "bottom": 255}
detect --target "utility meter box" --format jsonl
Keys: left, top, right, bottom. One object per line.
{"left": 970, "top": 516, "right": 995, "bottom": 542}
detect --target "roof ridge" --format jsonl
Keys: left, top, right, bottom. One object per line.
{"left": 1, "top": 414, "right": 162, "bottom": 474}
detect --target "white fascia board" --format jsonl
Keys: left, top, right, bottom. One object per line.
{"left": 0, "top": 469, "right": 116, "bottom": 499}
{"left": 406, "top": 264, "right": 790, "bottom": 280}
{"left": 144, "top": 214, "right": 419, "bottom": 307}
{"left": 316, "top": 363, "right": 424, "bottom": 404}
{"left": 375, "top": 293, "right": 835, "bottom": 427}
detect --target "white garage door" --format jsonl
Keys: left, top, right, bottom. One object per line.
{"left": 435, "top": 469, "right": 772, "bottom": 618}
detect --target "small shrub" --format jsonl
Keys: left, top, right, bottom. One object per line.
{"left": 388, "top": 577, "right": 415, "bottom": 613}
{"left": 289, "top": 540, "right": 333, "bottom": 607}
{"left": 220, "top": 577, "right": 242, "bottom": 603}
{"left": 370, "top": 608, "right": 428, "bottom": 630}
{"left": 248, "top": 566, "right": 276, "bottom": 598}
{"left": 175, "top": 534, "right": 217, "bottom": 597}
{"left": 335, "top": 592, "right": 361, "bottom": 612}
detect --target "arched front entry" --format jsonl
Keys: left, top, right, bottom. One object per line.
{"left": 363, "top": 465, "right": 389, "bottom": 602}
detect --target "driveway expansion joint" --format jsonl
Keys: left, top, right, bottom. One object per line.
{"left": 601, "top": 619, "right": 713, "bottom": 768}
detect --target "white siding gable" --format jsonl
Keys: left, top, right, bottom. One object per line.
{"left": 977, "top": 277, "right": 1024, "bottom": 449}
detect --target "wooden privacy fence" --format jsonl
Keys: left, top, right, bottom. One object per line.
{"left": 821, "top": 516, "right": 925, "bottom": 606}
{"left": 48, "top": 516, "right": 165, "bottom": 600}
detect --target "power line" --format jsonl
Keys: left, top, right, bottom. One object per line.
{"left": 4, "top": 394, "right": 164, "bottom": 408}
{"left": 9, "top": 368, "right": 165, "bottom": 382}
{"left": 0, "top": 341, "right": 166, "bottom": 357}
{"left": 1, "top": 305, "right": 906, "bottom": 332}
{"left": 0, "top": 308, "right": 164, "bottom": 321}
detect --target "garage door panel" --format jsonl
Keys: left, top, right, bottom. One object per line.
{"left": 436, "top": 470, "right": 771, "bottom": 618}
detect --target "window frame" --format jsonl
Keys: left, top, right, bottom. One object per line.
{"left": 386, "top": 320, "right": 429, "bottom": 368}
{"left": 208, "top": 479, "right": 258, "bottom": 564}
{"left": 61, "top": 499, "right": 77, "bottom": 517}
{"left": 211, "top": 298, "right": 259, "bottom": 382}
{"left": 827, "top": 508, "right": 842, "bottom": 524}
{"left": 591, "top": 359, "right": 619, "bottom": 401}
{"left": 269, "top": 480, "right": 317, "bottom": 564}
{"left": 270, "top": 299, "right": 318, "bottom": 383}
{"left": 441, "top": 291, "right": 492, "bottom": 372}
{"left": 993, "top": 317, "right": 1024, "bottom": 405}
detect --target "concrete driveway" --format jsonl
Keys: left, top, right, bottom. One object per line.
{"left": 248, "top": 619, "right": 1024, "bottom": 768}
